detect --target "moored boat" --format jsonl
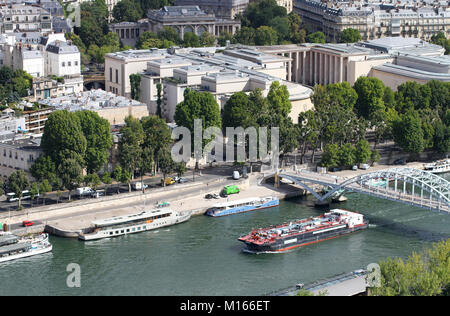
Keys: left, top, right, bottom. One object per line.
{"left": 238, "top": 209, "right": 368, "bottom": 253}
{"left": 423, "top": 159, "right": 450, "bottom": 174}
{"left": 0, "top": 233, "right": 52, "bottom": 263}
{"left": 79, "top": 208, "right": 191, "bottom": 241}
{"left": 205, "top": 196, "right": 279, "bottom": 217}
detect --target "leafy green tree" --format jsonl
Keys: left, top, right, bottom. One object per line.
{"left": 30, "top": 182, "right": 40, "bottom": 205}
{"left": 30, "top": 155, "right": 57, "bottom": 183}
{"left": 118, "top": 116, "right": 144, "bottom": 177}
{"left": 183, "top": 32, "right": 200, "bottom": 47}
{"left": 222, "top": 92, "right": 258, "bottom": 130}
{"left": 396, "top": 81, "right": 432, "bottom": 113}
{"left": 306, "top": 31, "right": 325, "bottom": 44}
{"left": 392, "top": 111, "right": 425, "bottom": 155}
{"left": 233, "top": 27, "right": 256, "bottom": 45}
{"left": 130, "top": 74, "right": 141, "bottom": 100}
{"left": 370, "top": 149, "right": 380, "bottom": 166}
{"left": 254, "top": 26, "right": 278, "bottom": 45}
{"left": 75, "top": 111, "right": 113, "bottom": 174}
{"left": 340, "top": 28, "right": 361, "bottom": 43}
{"left": 244, "top": 0, "right": 287, "bottom": 29}
{"left": 84, "top": 173, "right": 101, "bottom": 191}
{"left": 8, "top": 170, "right": 30, "bottom": 209}
{"left": 217, "top": 32, "right": 234, "bottom": 46}
{"left": 288, "top": 12, "right": 306, "bottom": 43}
{"left": 320, "top": 144, "right": 339, "bottom": 168}
{"left": 157, "top": 26, "right": 181, "bottom": 44}
{"left": 39, "top": 179, "right": 52, "bottom": 205}
{"left": 338, "top": 143, "right": 356, "bottom": 167}
{"left": 430, "top": 32, "right": 450, "bottom": 54}
{"left": 199, "top": 32, "right": 216, "bottom": 47}
{"left": 141, "top": 115, "right": 172, "bottom": 172}
{"left": 353, "top": 76, "right": 386, "bottom": 120}
{"left": 41, "top": 110, "right": 87, "bottom": 168}
{"left": 157, "top": 148, "right": 174, "bottom": 187}
{"left": 298, "top": 110, "right": 319, "bottom": 164}
{"left": 156, "top": 83, "right": 163, "bottom": 118}
{"left": 269, "top": 16, "right": 290, "bottom": 42}
{"left": 112, "top": 0, "right": 142, "bottom": 22}
{"left": 101, "top": 172, "right": 112, "bottom": 195}
{"left": 58, "top": 158, "right": 83, "bottom": 201}
{"left": 369, "top": 239, "right": 450, "bottom": 296}
{"left": 355, "top": 139, "right": 371, "bottom": 164}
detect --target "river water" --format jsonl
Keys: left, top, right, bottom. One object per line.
{"left": 1, "top": 175, "right": 449, "bottom": 296}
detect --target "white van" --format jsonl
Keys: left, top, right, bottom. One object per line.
{"left": 233, "top": 171, "right": 240, "bottom": 180}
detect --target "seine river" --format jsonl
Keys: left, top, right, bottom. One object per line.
{"left": 1, "top": 175, "right": 449, "bottom": 296}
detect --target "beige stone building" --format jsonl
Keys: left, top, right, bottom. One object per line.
{"left": 295, "top": 0, "right": 450, "bottom": 43}
{"left": 104, "top": 45, "right": 313, "bottom": 123}
{"left": 256, "top": 37, "right": 446, "bottom": 88}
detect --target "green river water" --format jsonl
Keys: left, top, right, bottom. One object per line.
{"left": 0, "top": 175, "right": 449, "bottom": 296}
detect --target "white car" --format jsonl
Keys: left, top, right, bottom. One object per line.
{"left": 360, "top": 164, "right": 370, "bottom": 170}
{"left": 233, "top": 171, "right": 240, "bottom": 180}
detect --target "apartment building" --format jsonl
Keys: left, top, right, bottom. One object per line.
{"left": 294, "top": 0, "right": 450, "bottom": 42}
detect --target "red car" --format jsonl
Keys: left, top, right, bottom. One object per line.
{"left": 23, "top": 220, "right": 34, "bottom": 227}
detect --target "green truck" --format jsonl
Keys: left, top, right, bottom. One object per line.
{"left": 221, "top": 185, "right": 240, "bottom": 197}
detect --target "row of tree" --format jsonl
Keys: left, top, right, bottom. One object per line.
{"left": 298, "top": 78, "right": 449, "bottom": 169}
{"left": 135, "top": 27, "right": 216, "bottom": 50}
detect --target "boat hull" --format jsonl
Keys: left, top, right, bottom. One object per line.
{"left": 240, "top": 222, "right": 368, "bottom": 253}
{"left": 206, "top": 199, "right": 279, "bottom": 217}
{"left": 0, "top": 244, "right": 52, "bottom": 263}
{"left": 79, "top": 212, "right": 191, "bottom": 241}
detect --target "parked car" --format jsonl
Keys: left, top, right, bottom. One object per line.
{"left": 161, "top": 177, "right": 175, "bottom": 186}
{"left": 330, "top": 167, "right": 341, "bottom": 172}
{"left": 76, "top": 187, "right": 94, "bottom": 196}
{"left": 91, "top": 190, "right": 105, "bottom": 198}
{"left": 393, "top": 159, "right": 406, "bottom": 165}
{"left": 173, "top": 176, "right": 188, "bottom": 183}
{"left": 23, "top": 220, "right": 34, "bottom": 227}
{"left": 352, "top": 165, "right": 358, "bottom": 171}
{"left": 360, "top": 164, "right": 370, "bottom": 170}
{"left": 131, "top": 182, "right": 148, "bottom": 191}
{"left": 233, "top": 170, "right": 240, "bottom": 180}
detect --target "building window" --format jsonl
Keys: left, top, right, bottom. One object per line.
{"left": 110, "top": 68, "right": 113, "bottom": 82}
{"left": 115, "top": 69, "right": 118, "bottom": 83}
{"left": 62, "top": 62, "right": 65, "bottom": 67}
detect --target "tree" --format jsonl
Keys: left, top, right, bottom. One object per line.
{"left": 233, "top": 27, "right": 256, "bottom": 45}
{"left": 39, "top": 179, "right": 52, "bottom": 205}
{"left": 338, "top": 143, "right": 356, "bottom": 168}
{"left": 30, "top": 182, "right": 40, "bottom": 205}
{"left": 288, "top": 12, "right": 306, "bottom": 44}
{"left": 254, "top": 26, "right": 278, "bottom": 46}
{"left": 199, "top": 32, "right": 216, "bottom": 47}
{"left": 41, "top": 110, "right": 87, "bottom": 168}
{"left": 112, "top": 0, "right": 142, "bottom": 22}
{"left": 320, "top": 144, "right": 339, "bottom": 168}
{"left": 130, "top": 74, "right": 141, "bottom": 101}
{"left": 183, "top": 32, "right": 200, "bottom": 47}
{"left": 369, "top": 239, "right": 450, "bottom": 296}
{"left": 340, "top": 28, "right": 361, "bottom": 43}
{"left": 269, "top": 16, "right": 290, "bottom": 42}
{"left": 157, "top": 148, "right": 174, "bottom": 187}
{"left": 118, "top": 116, "right": 144, "bottom": 178}
{"left": 306, "top": 31, "right": 325, "bottom": 44}
{"left": 84, "top": 173, "right": 101, "bottom": 191}
{"left": 75, "top": 111, "right": 113, "bottom": 174}
{"left": 58, "top": 158, "right": 83, "bottom": 201}
{"left": 101, "top": 172, "right": 112, "bottom": 196}
{"left": 7, "top": 170, "right": 30, "bottom": 209}
{"left": 158, "top": 26, "right": 181, "bottom": 44}
{"left": 156, "top": 83, "right": 163, "bottom": 118}
{"left": 392, "top": 111, "right": 425, "bottom": 155}
{"left": 141, "top": 115, "right": 172, "bottom": 173}
{"left": 30, "top": 155, "right": 57, "bottom": 184}
{"left": 243, "top": 0, "right": 287, "bottom": 29}
{"left": 355, "top": 139, "right": 371, "bottom": 165}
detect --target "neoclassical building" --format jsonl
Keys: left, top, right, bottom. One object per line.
{"left": 174, "top": 0, "right": 249, "bottom": 19}
{"left": 110, "top": 6, "right": 241, "bottom": 47}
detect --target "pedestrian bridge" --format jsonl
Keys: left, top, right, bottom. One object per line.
{"left": 263, "top": 168, "right": 450, "bottom": 214}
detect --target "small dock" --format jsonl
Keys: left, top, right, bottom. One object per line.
{"left": 267, "top": 270, "right": 367, "bottom": 296}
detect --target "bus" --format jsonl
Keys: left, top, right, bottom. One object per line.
{"left": 6, "top": 190, "right": 36, "bottom": 202}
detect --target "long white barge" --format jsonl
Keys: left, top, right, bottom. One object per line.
{"left": 79, "top": 208, "right": 191, "bottom": 241}
{"left": 0, "top": 233, "right": 52, "bottom": 263}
